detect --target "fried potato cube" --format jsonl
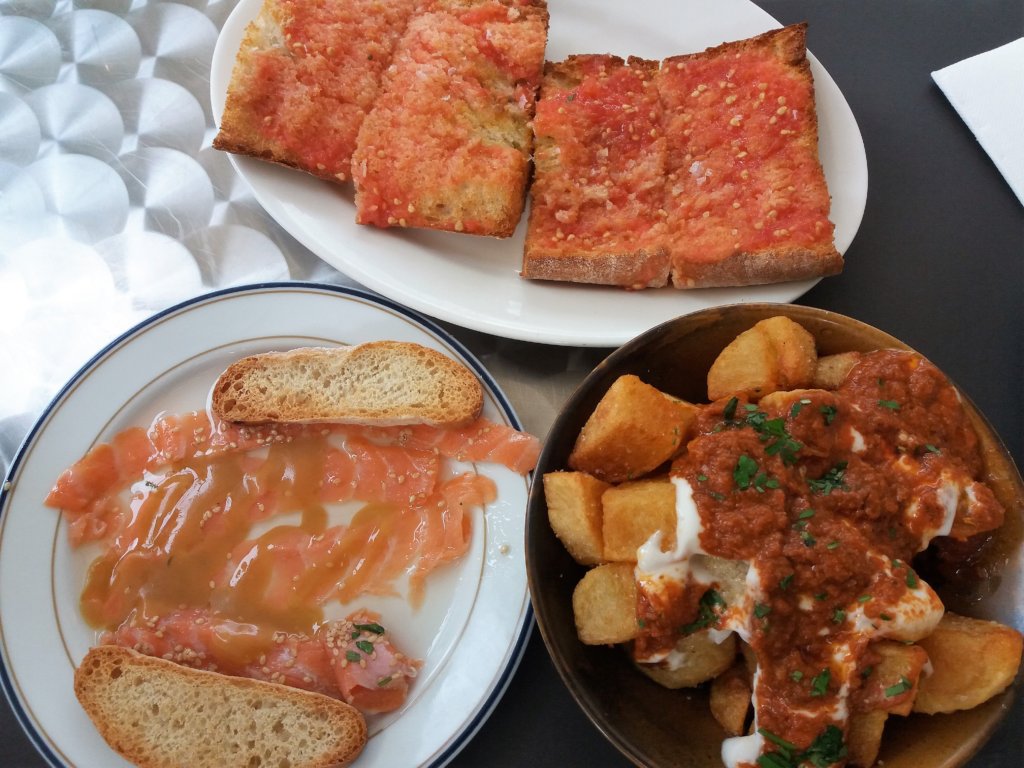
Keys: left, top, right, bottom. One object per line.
{"left": 757, "top": 387, "right": 828, "bottom": 415}
{"left": 635, "top": 630, "right": 737, "bottom": 688}
{"left": 544, "top": 471, "right": 610, "bottom": 565}
{"left": 706, "top": 324, "right": 776, "bottom": 401}
{"left": 706, "top": 316, "right": 816, "bottom": 401}
{"left": 709, "top": 660, "right": 751, "bottom": 736}
{"left": 813, "top": 351, "right": 861, "bottom": 390}
{"left": 846, "top": 709, "right": 888, "bottom": 768}
{"left": 601, "top": 477, "right": 676, "bottom": 562}
{"left": 756, "top": 316, "right": 817, "bottom": 389}
{"left": 569, "top": 375, "right": 698, "bottom": 483}
{"left": 861, "top": 640, "right": 929, "bottom": 716}
{"left": 573, "top": 563, "right": 639, "bottom": 645}
{"left": 912, "top": 612, "right": 1024, "bottom": 714}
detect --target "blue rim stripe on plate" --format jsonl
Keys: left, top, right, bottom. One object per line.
{"left": 0, "top": 281, "right": 535, "bottom": 768}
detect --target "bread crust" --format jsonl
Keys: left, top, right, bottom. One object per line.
{"left": 211, "top": 341, "right": 484, "bottom": 427}
{"left": 74, "top": 645, "right": 367, "bottom": 768}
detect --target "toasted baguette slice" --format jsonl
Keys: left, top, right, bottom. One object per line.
{"left": 212, "top": 341, "right": 484, "bottom": 426}
{"left": 74, "top": 645, "right": 367, "bottom": 768}
{"left": 657, "top": 24, "right": 842, "bottom": 288}
{"left": 352, "top": 0, "right": 549, "bottom": 237}
{"left": 522, "top": 55, "right": 671, "bottom": 288}
{"left": 213, "top": 0, "right": 418, "bottom": 183}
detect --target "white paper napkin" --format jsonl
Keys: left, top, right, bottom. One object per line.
{"left": 932, "top": 38, "right": 1024, "bottom": 207}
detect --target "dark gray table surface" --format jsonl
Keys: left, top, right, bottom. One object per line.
{"left": 2, "top": 0, "right": 1022, "bottom": 766}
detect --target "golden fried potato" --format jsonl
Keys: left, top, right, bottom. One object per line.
{"left": 544, "top": 471, "right": 609, "bottom": 565}
{"left": 756, "top": 316, "right": 817, "bottom": 389}
{"left": 707, "top": 324, "right": 777, "bottom": 401}
{"left": 709, "top": 660, "right": 751, "bottom": 736}
{"left": 635, "top": 630, "right": 737, "bottom": 689}
{"left": 573, "top": 563, "right": 639, "bottom": 645}
{"left": 757, "top": 388, "right": 828, "bottom": 415}
{"left": 846, "top": 709, "right": 888, "bottom": 768}
{"left": 693, "top": 555, "right": 750, "bottom": 608}
{"left": 569, "top": 375, "right": 698, "bottom": 482}
{"left": 602, "top": 477, "right": 676, "bottom": 562}
{"left": 912, "top": 612, "right": 1024, "bottom": 714}
{"left": 862, "top": 640, "right": 929, "bottom": 716}
{"left": 707, "top": 316, "right": 818, "bottom": 402}
{"left": 812, "top": 351, "right": 861, "bottom": 390}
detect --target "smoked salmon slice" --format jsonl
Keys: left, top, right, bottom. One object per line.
{"left": 357, "top": 416, "right": 541, "bottom": 474}
{"left": 105, "top": 607, "right": 419, "bottom": 712}
{"left": 48, "top": 404, "right": 533, "bottom": 715}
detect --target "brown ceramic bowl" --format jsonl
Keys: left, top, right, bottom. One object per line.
{"left": 525, "top": 303, "right": 1023, "bottom": 768}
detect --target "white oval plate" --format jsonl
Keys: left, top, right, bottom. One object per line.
{"left": 209, "top": 0, "right": 868, "bottom": 347}
{"left": 0, "top": 283, "right": 532, "bottom": 768}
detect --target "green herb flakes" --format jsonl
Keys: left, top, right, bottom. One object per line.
{"left": 884, "top": 675, "right": 913, "bottom": 697}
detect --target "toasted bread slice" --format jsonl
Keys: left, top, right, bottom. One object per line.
{"left": 522, "top": 55, "right": 671, "bottom": 288}
{"left": 74, "top": 645, "right": 367, "bottom": 768}
{"left": 351, "top": 0, "right": 549, "bottom": 237}
{"left": 657, "top": 24, "right": 841, "bottom": 288}
{"left": 213, "top": 0, "right": 418, "bottom": 183}
{"left": 522, "top": 24, "right": 840, "bottom": 290}
{"left": 211, "top": 341, "right": 484, "bottom": 426}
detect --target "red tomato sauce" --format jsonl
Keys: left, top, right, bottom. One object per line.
{"left": 633, "top": 350, "right": 1004, "bottom": 761}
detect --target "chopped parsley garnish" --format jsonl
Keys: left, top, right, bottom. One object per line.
{"left": 733, "top": 454, "right": 780, "bottom": 492}
{"left": 800, "top": 530, "right": 817, "bottom": 547}
{"left": 377, "top": 675, "right": 393, "bottom": 687}
{"left": 709, "top": 491, "right": 726, "bottom": 501}
{"left": 880, "top": 613, "right": 893, "bottom": 622}
{"left": 906, "top": 569, "right": 919, "bottom": 589}
{"left": 819, "top": 404, "right": 838, "bottom": 425}
{"left": 884, "top": 676, "right": 913, "bottom": 697}
{"left": 814, "top": 592, "right": 828, "bottom": 601}
{"left": 810, "top": 669, "right": 831, "bottom": 697}
{"left": 808, "top": 462, "right": 848, "bottom": 495}
{"left": 734, "top": 454, "right": 759, "bottom": 489}
{"left": 356, "top": 640, "right": 375, "bottom": 655}
{"left": 354, "top": 622, "right": 385, "bottom": 635}
{"left": 680, "top": 589, "right": 727, "bottom": 635}
{"left": 826, "top": 541, "right": 840, "bottom": 550}
{"left": 779, "top": 573, "right": 794, "bottom": 591}
{"left": 802, "top": 725, "right": 848, "bottom": 767}
{"left": 723, "top": 396, "right": 739, "bottom": 421}
{"left": 754, "top": 603, "right": 772, "bottom": 619}
{"left": 789, "top": 398, "right": 812, "bottom": 418}
{"left": 924, "top": 444, "right": 942, "bottom": 454}
{"left": 798, "top": 509, "right": 816, "bottom": 520}
{"left": 878, "top": 399, "right": 901, "bottom": 411}
{"left": 696, "top": 473, "right": 708, "bottom": 482}
{"left": 756, "top": 725, "right": 846, "bottom": 768}
{"left": 858, "top": 594, "right": 872, "bottom": 603}
{"left": 861, "top": 666, "right": 874, "bottom": 679}
{"left": 832, "top": 608, "right": 846, "bottom": 625}
{"left": 790, "top": 670, "right": 804, "bottom": 682}
{"left": 722, "top": 403, "right": 802, "bottom": 464}
{"left": 345, "top": 650, "right": 361, "bottom": 663}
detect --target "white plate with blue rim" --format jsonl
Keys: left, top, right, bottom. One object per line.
{"left": 210, "top": 0, "right": 868, "bottom": 347}
{"left": 0, "top": 282, "right": 532, "bottom": 767}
